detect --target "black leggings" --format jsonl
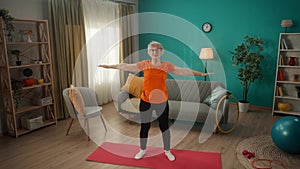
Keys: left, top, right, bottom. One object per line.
{"left": 139, "top": 99, "right": 170, "bottom": 150}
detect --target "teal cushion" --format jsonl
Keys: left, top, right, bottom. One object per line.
{"left": 209, "top": 85, "right": 227, "bottom": 109}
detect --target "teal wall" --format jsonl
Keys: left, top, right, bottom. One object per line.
{"left": 138, "top": 0, "right": 300, "bottom": 108}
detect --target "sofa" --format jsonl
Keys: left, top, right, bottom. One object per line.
{"left": 118, "top": 74, "right": 229, "bottom": 123}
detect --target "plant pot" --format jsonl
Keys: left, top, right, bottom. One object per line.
{"left": 16, "top": 60, "right": 22, "bottom": 66}
{"left": 238, "top": 101, "right": 250, "bottom": 113}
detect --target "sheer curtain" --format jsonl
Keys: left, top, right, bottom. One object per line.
{"left": 82, "top": 0, "right": 120, "bottom": 105}
{"left": 119, "top": 3, "right": 136, "bottom": 86}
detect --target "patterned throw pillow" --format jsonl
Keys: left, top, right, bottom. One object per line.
{"left": 209, "top": 85, "right": 227, "bottom": 109}
{"left": 69, "top": 85, "right": 85, "bottom": 115}
{"left": 120, "top": 74, "right": 144, "bottom": 98}
{"left": 203, "top": 95, "right": 212, "bottom": 106}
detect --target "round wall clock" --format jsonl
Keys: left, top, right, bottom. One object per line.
{"left": 202, "top": 22, "right": 212, "bottom": 33}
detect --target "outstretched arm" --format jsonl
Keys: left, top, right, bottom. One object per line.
{"left": 98, "top": 63, "right": 140, "bottom": 72}
{"left": 170, "top": 66, "right": 213, "bottom": 76}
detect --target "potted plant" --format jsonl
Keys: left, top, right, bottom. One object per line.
{"left": 11, "top": 49, "right": 22, "bottom": 65}
{"left": 0, "top": 8, "right": 15, "bottom": 42}
{"left": 11, "top": 78, "right": 23, "bottom": 109}
{"left": 231, "top": 35, "right": 264, "bottom": 112}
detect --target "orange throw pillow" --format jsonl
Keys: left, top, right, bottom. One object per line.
{"left": 121, "top": 74, "right": 144, "bottom": 98}
{"left": 69, "top": 85, "right": 85, "bottom": 115}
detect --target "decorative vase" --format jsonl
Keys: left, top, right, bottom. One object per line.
{"left": 288, "top": 57, "right": 295, "bottom": 66}
{"left": 37, "top": 79, "right": 44, "bottom": 85}
{"left": 294, "top": 74, "right": 299, "bottom": 82}
{"left": 27, "top": 35, "right": 32, "bottom": 42}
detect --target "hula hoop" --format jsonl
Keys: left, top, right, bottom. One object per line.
{"left": 215, "top": 93, "right": 240, "bottom": 134}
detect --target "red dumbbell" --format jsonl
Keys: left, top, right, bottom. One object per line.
{"left": 242, "top": 150, "right": 255, "bottom": 159}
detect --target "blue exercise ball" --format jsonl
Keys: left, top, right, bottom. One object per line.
{"left": 271, "top": 116, "right": 300, "bottom": 154}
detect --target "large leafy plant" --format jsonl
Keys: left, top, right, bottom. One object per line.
{"left": 11, "top": 79, "right": 23, "bottom": 108}
{"left": 231, "top": 35, "right": 264, "bottom": 103}
{"left": 0, "top": 8, "right": 15, "bottom": 41}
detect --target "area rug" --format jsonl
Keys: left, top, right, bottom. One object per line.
{"left": 236, "top": 135, "right": 300, "bottom": 169}
{"left": 86, "top": 142, "right": 222, "bottom": 169}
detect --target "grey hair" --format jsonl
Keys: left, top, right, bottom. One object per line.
{"left": 148, "top": 41, "right": 164, "bottom": 49}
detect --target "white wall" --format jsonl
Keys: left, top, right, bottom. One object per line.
{"left": 0, "top": 0, "right": 49, "bottom": 20}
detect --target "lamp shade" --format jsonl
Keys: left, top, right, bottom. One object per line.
{"left": 281, "top": 19, "right": 293, "bottom": 27}
{"left": 199, "top": 48, "right": 214, "bottom": 60}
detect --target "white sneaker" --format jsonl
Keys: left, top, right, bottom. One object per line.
{"left": 165, "top": 150, "right": 175, "bottom": 161}
{"left": 134, "top": 149, "right": 146, "bottom": 160}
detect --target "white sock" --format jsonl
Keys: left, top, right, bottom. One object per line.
{"left": 165, "top": 150, "right": 175, "bottom": 161}
{"left": 134, "top": 149, "right": 146, "bottom": 160}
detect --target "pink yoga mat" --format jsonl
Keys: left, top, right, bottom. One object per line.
{"left": 86, "top": 142, "right": 222, "bottom": 169}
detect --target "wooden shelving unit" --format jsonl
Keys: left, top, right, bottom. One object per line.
{"left": 272, "top": 33, "right": 300, "bottom": 117}
{"left": 0, "top": 18, "right": 56, "bottom": 137}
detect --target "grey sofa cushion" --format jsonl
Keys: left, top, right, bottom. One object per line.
{"left": 168, "top": 100, "right": 210, "bottom": 122}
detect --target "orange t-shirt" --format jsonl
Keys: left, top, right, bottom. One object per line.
{"left": 136, "top": 60, "right": 175, "bottom": 104}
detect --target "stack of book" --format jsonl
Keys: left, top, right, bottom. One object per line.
{"left": 276, "top": 86, "right": 283, "bottom": 96}
{"left": 278, "top": 69, "right": 285, "bottom": 81}
{"left": 281, "top": 38, "right": 288, "bottom": 49}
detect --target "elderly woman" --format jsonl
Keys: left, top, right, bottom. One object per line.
{"left": 99, "top": 41, "right": 211, "bottom": 161}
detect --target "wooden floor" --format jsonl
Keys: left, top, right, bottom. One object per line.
{"left": 0, "top": 102, "right": 281, "bottom": 169}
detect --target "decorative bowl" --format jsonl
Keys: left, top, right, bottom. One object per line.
{"left": 24, "top": 78, "right": 35, "bottom": 86}
{"left": 277, "top": 102, "right": 291, "bottom": 112}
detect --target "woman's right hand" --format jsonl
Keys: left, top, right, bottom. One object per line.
{"left": 98, "top": 64, "right": 112, "bottom": 69}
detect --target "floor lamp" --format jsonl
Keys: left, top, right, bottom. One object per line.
{"left": 281, "top": 19, "right": 293, "bottom": 33}
{"left": 199, "top": 48, "right": 214, "bottom": 81}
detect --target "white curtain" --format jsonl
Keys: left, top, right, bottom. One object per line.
{"left": 82, "top": 0, "right": 120, "bottom": 105}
